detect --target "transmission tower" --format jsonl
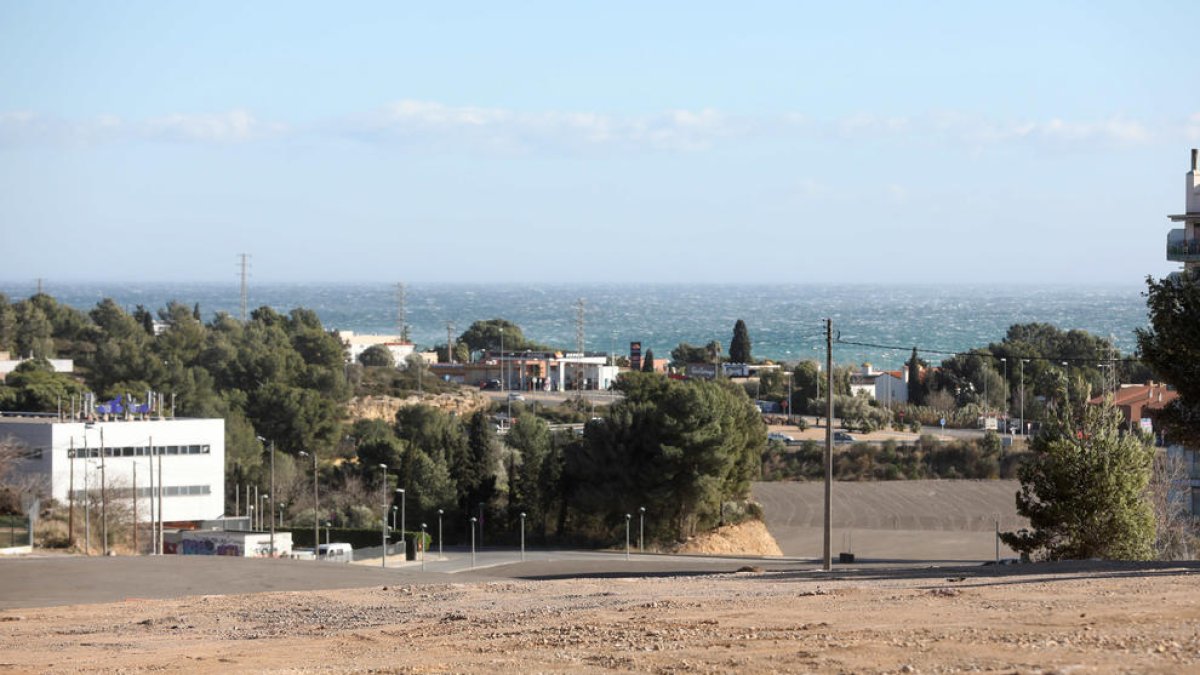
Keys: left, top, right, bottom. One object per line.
{"left": 238, "top": 254, "right": 250, "bottom": 322}
{"left": 396, "top": 283, "right": 408, "bottom": 342}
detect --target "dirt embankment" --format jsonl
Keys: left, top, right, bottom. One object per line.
{"left": 346, "top": 390, "right": 488, "bottom": 423}
{"left": 672, "top": 519, "right": 783, "bottom": 556}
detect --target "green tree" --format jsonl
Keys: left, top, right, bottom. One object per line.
{"left": 641, "top": 348, "right": 655, "bottom": 372}
{"left": 572, "top": 373, "right": 766, "bottom": 541}
{"left": 458, "top": 319, "right": 546, "bottom": 353}
{"left": 729, "top": 319, "right": 752, "bottom": 364}
{"left": 670, "top": 342, "right": 709, "bottom": 365}
{"left": 1000, "top": 401, "right": 1155, "bottom": 561}
{"left": 0, "top": 294, "right": 16, "bottom": 353}
{"left": 505, "top": 414, "right": 552, "bottom": 524}
{"left": 358, "top": 344, "right": 395, "bottom": 368}
{"left": 791, "top": 361, "right": 820, "bottom": 411}
{"left": 1136, "top": 274, "right": 1200, "bottom": 446}
{"left": 394, "top": 404, "right": 466, "bottom": 467}
{"left": 457, "top": 411, "right": 499, "bottom": 518}
{"left": 907, "top": 348, "right": 926, "bottom": 406}
{"left": 0, "top": 359, "right": 86, "bottom": 412}
{"left": 13, "top": 302, "right": 53, "bottom": 359}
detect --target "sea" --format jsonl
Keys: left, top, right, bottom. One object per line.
{"left": 0, "top": 282, "right": 1151, "bottom": 370}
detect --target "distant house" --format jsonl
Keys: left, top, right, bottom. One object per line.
{"left": 337, "top": 331, "right": 415, "bottom": 366}
{"left": 848, "top": 365, "right": 908, "bottom": 405}
{"left": 1087, "top": 382, "right": 1178, "bottom": 434}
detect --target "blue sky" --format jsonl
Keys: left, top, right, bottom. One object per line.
{"left": 1, "top": 1, "right": 1197, "bottom": 284}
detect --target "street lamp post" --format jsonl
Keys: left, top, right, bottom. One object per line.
{"left": 378, "top": 464, "right": 388, "bottom": 568}
{"left": 256, "top": 436, "right": 276, "bottom": 557}
{"left": 639, "top": 506, "right": 645, "bottom": 551}
{"left": 420, "top": 523, "right": 427, "bottom": 570}
{"left": 1020, "top": 359, "right": 1029, "bottom": 435}
{"left": 299, "top": 450, "right": 319, "bottom": 562}
{"left": 437, "top": 509, "right": 444, "bottom": 558}
{"left": 391, "top": 505, "right": 397, "bottom": 532}
{"left": 519, "top": 512, "right": 526, "bottom": 562}
{"left": 625, "top": 514, "right": 631, "bottom": 560}
{"left": 470, "top": 517, "right": 477, "bottom": 568}
{"left": 324, "top": 520, "right": 331, "bottom": 553}
{"left": 261, "top": 494, "right": 269, "bottom": 534}
{"left": 397, "top": 488, "right": 406, "bottom": 560}
{"left": 1000, "top": 357, "right": 1008, "bottom": 423}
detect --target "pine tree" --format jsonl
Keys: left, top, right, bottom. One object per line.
{"left": 1000, "top": 401, "right": 1155, "bottom": 561}
{"left": 907, "top": 347, "right": 924, "bottom": 406}
{"left": 641, "top": 348, "right": 655, "bottom": 372}
{"left": 1137, "top": 273, "right": 1200, "bottom": 447}
{"left": 729, "top": 319, "right": 752, "bottom": 364}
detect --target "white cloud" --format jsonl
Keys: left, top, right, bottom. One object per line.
{"left": 143, "top": 109, "right": 284, "bottom": 143}
{"left": 351, "top": 99, "right": 738, "bottom": 152}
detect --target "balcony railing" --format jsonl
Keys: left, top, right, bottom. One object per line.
{"left": 1167, "top": 239, "right": 1200, "bottom": 262}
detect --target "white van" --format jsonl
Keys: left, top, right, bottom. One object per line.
{"left": 318, "top": 542, "right": 353, "bottom": 562}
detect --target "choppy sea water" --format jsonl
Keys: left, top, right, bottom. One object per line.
{"left": 0, "top": 282, "right": 1149, "bottom": 370}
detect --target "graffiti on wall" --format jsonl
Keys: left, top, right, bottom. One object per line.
{"left": 180, "top": 538, "right": 243, "bottom": 556}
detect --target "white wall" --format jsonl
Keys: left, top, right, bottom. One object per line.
{"left": 3, "top": 418, "right": 225, "bottom": 522}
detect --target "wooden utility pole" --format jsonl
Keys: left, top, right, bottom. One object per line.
{"left": 824, "top": 318, "right": 833, "bottom": 572}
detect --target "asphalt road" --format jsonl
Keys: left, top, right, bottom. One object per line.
{"left": 0, "top": 549, "right": 802, "bottom": 610}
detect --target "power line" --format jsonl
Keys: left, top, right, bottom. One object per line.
{"left": 834, "top": 338, "right": 1140, "bottom": 365}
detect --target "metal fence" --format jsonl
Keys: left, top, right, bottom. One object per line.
{"left": 0, "top": 514, "right": 31, "bottom": 548}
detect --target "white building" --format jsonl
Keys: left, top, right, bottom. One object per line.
{"left": 1166, "top": 148, "right": 1200, "bottom": 277}
{"left": 849, "top": 365, "right": 908, "bottom": 405}
{"left": 0, "top": 353, "right": 73, "bottom": 377}
{"left": 336, "top": 331, "right": 415, "bottom": 366}
{"left": 1, "top": 415, "right": 225, "bottom": 523}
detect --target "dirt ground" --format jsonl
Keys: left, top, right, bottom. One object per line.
{"left": 2, "top": 560, "right": 1199, "bottom": 673}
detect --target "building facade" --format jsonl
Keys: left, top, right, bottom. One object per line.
{"left": 1, "top": 415, "right": 225, "bottom": 524}
{"left": 1165, "top": 148, "right": 1200, "bottom": 277}
{"left": 1162, "top": 149, "right": 1200, "bottom": 516}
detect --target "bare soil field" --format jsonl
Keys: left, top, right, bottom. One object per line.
{"left": 2, "top": 559, "right": 1200, "bottom": 673}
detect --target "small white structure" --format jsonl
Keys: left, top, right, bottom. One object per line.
{"left": 175, "top": 528, "right": 292, "bottom": 557}
{"left": 1, "top": 415, "right": 225, "bottom": 523}
{"left": 849, "top": 365, "right": 908, "bottom": 405}
{"left": 337, "top": 331, "right": 415, "bottom": 366}
{"left": 0, "top": 355, "right": 74, "bottom": 377}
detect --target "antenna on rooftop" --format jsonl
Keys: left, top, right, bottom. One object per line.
{"left": 35, "top": 278, "right": 43, "bottom": 295}
{"left": 238, "top": 254, "right": 250, "bottom": 323}
{"left": 396, "top": 283, "right": 409, "bottom": 342}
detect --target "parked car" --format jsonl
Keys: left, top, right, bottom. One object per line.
{"left": 480, "top": 380, "right": 502, "bottom": 390}
{"left": 833, "top": 432, "right": 855, "bottom": 443}
{"left": 507, "top": 392, "right": 525, "bottom": 401}
{"left": 767, "top": 432, "right": 794, "bottom": 443}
